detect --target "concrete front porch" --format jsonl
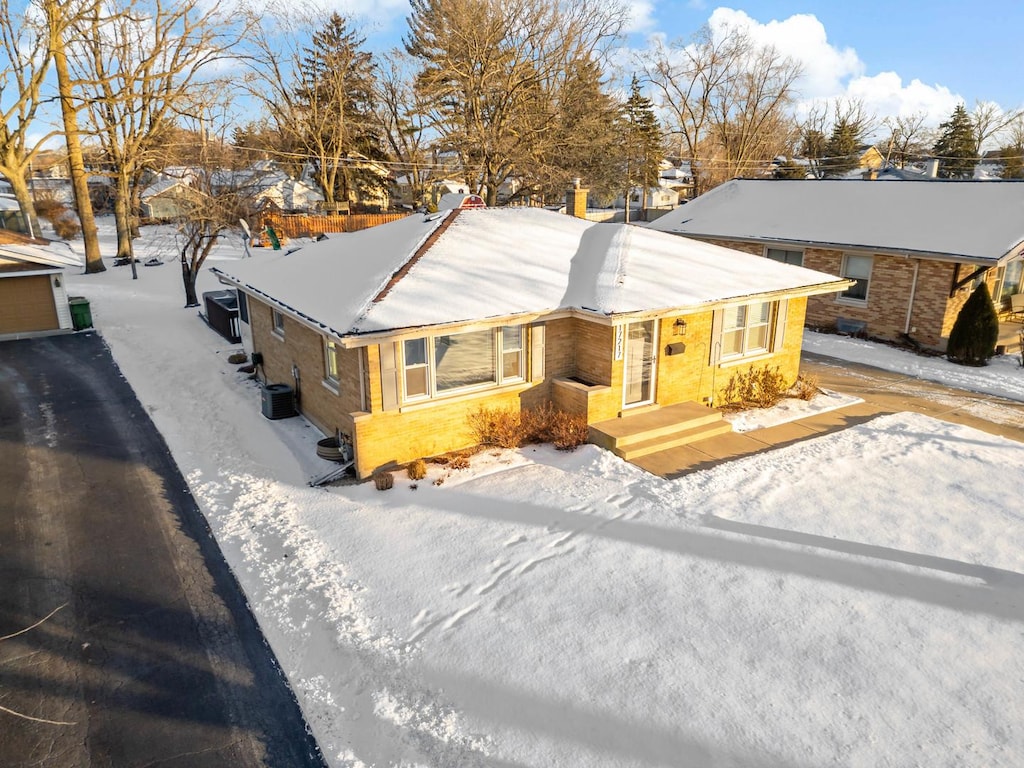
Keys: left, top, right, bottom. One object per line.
{"left": 589, "top": 401, "right": 733, "bottom": 461}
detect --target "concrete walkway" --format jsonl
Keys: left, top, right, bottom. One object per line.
{"left": 633, "top": 351, "right": 1024, "bottom": 479}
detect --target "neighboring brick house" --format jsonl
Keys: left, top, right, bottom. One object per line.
{"left": 212, "top": 205, "right": 849, "bottom": 479}
{"left": 0, "top": 232, "right": 79, "bottom": 337}
{"left": 648, "top": 179, "right": 1024, "bottom": 349}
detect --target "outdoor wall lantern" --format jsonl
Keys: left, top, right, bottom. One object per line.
{"left": 673, "top": 317, "right": 687, "bottom": 336}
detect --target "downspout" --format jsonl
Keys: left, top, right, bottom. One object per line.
{"left": 904, "top": 258, "right": 920, "bottom": 334}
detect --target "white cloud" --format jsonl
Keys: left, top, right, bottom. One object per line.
{"left": 703, "top": 8, "right": 964, "bottom": 126}
{"left": 624, "top": 0, "right": 657, "bottom": 35}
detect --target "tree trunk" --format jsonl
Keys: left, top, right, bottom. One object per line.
{"left": 180, "top": 249, "right": 199, "bottom": 307}
{"left": 113, "top": 175, "right": 134, "bottom": 261}
{"left": 7, "top": 174, "right": 40, "bottom": 238}
{"left": 47, "top": 0, "right": 104, "bottom": 272}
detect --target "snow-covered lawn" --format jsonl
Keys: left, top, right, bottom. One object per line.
{"left": 62, "top": 221, "right": 1024, "bottom": 767}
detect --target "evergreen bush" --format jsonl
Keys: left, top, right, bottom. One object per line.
{"left": 946, "top": 283, "right": 999, "bottom": 366}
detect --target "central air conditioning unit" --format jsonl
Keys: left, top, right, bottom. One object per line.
{"left": 261, "top": 383, "right": 297, "bottom": 419}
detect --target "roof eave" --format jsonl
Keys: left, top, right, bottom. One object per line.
{"left": 674, "top": 231, "right": 1004, "bottom": 266}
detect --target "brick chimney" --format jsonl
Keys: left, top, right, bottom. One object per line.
{"left": 565, "top": 177, "right": 588, "bottom": 219}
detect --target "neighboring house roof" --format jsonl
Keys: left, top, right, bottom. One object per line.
{"left": 212, "top": 207, "right": 848, "bottom": 343}
{"left": 647, "top": 178, "right": 1024, "bottom": 264}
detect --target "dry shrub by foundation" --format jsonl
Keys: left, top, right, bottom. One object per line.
{"left": 467, "top": 407, "right": 523, "bottom": 449}
{"left": 788, "top": 373, "right": 820, "bottom": 402}
{"left": 719, "top": 365, "right": 788, "bottom": 410}
{"left": 373, "top": 471, "right": 394, "bottom": 490}
{"left": 406, "top": 459, "right": 427, "bottom": 480}
{"left": 469, "top": 404, "right": 589, "bottom": 451}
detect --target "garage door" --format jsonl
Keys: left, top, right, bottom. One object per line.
{"left": 0, "top": 275, "right": 59, "bottom": 333}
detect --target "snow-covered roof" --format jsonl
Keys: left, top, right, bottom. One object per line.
{"left": 0, "top": 238, "right": 81, "bottom": 270}
{"left": 212, "top": 207, "right": 848, "bottom": 341}
{"left": 647, "top": 178, "right": 1024, "bottom": 263}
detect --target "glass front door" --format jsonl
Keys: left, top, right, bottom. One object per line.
{"left": 623, "top": 320, "right": 656, "bottom": 407}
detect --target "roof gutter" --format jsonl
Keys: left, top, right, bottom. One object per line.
{"left": 676, "top": 232, "right": 1004, "bottom": 267}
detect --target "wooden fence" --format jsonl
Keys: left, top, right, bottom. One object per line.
{"left": 259, "top": 212, "right": 410, "bottom": 239}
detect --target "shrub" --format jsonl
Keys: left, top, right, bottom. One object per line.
{"left": 788, "top": 373, "right": 820, "bottom": 402}
{"left": 373, "top": 471, "right": 394, "bottom": 491}
{"left": 406, "top": 459, "right": 427, "bottom": 480}
{"left": 467, "top": 407, "right": 523, "bottom": 448}
{"left": 548, "top": 410, "right": 590, "bottom": 450}
{"left": 468, "top": 404, "right": 589, "bottom": 450}
{"left": 447, "top": 453, "right": 470, "bottom": 470}
{"left": 51, "top": 211, "right": 81, "bottom": 240}
{"left": 719, "top": 365, "right": 787, "bottom": 410}
{"left": 947, "top": 282, "right": 999, "bottom": 366}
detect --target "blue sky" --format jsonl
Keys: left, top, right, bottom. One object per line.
{"left": 356, "top": 1, "right": 1021, "bottom": 130}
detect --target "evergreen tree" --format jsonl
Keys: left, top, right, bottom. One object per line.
{"left": 997, "top": 144, "right": 1024, "bottom": 179}
{"left": 298, "top": 14, "right": 385, "bottom": 207}
{"left": 933, "top": 104, "right": 978, "bottom": 179}
{"left": 618, "top": 76, "right": 662, "bottom": 221}
{"left": 820, "top": 117, "right": 861, "bottom": 177}
{"left": 946, "top": 282, "right": 999, "bottom": 365}
{"left": 773, "top": 158, "right": 806, "bottom": 179}
{"left": 542, "top": 56, "right": 622, "bottom": 205}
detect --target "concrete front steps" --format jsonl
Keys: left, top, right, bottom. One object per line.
{"left": 589, "top": 401, "right": 733, "bottom": 461}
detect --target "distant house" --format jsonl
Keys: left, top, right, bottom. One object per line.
{"left": 140, "top": 174, "right": 205, "bottom": 220}
{"left": 212, "top": 198, "right": 849, "bottom": 479}
{"left": 648, "top": 178, "right": 1024, "bottom": 350}
{"left": 0, "top": 232, "right": 81, "bottom": 337}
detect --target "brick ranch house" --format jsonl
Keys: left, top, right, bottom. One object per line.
{"left": 212, "top": 205, "right": 850, "bottom": 479}
{"left": 0, "top": 232, "right": 79, "bottom": 337}
{"left": 648, "top": 178, "right": 1024, "bottom": 350}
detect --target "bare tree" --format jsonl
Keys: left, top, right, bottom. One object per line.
{"left": 971, "top": 100, "right": 1023, "bottom": 153}
{"left": 43, "top": 0, "right": 104, "bottom": 272}
{"left": 879, "top": 111, "right": 932, "bottom": 168}
{"left": 173, "top": 108, "right": 251, "bottom": 307}
{"left": 0, "top": 0, "right": 57, "bottom": 237}
{"left": 70, "top": 0, "right": 244, "bottom": 278}
{"left": 645, "top": 23, "right": 801, "bottom": 195}
{"left": 405, "top": 0, "right": 628, "bottom": 206}
{"left": 374, "top": 52, "right": 432, "bottom": 208}
{"left": 244, "top": 10, "right": 384, "bottom": 210}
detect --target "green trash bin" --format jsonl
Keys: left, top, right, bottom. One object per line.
{"left": 68, "top": 297, "right": 93, "bottom": 330}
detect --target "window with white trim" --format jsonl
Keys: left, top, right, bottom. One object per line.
{"left": 323, "top": 338, "right": 339, "bottom": 387}
{"left": 722, "top": 301, "right": 774, "bottom": 360}
{"left": 400, "top": 325, "right": 525, "bottom": 401}
{"left": 271, "top": 308, "right": 285, "bottom": 337}
{"left": 766, "top": 247, "right": 803, "bottom": 266}
{"left": 840, "top": 254, "right": 872, "bottom": 303}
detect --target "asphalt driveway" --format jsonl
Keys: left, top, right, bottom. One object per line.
{"left": 0, "top": 332, "right": 325, "bottom": 767}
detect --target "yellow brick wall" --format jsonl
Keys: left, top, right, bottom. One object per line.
{"left": 250, "top": 294, "right": 807, "bottom": 478}
{"left": 351, "top": 384, "right": 538, "bottom": 478}
{"left": 250, "top": 299, "right": 365, "bottom": 438}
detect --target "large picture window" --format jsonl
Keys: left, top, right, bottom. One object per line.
{"left": 722, "top": 301, "right": 773, "bottom": 360}
{"left": 840, "top": 254, "right": 873, "bottom": 303}
{"left": 400, "top": 325, "right": 525, "bottom": 400}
